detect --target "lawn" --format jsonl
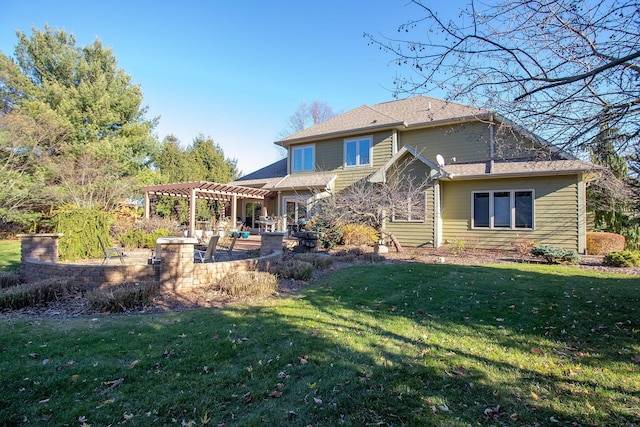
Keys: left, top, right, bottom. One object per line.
{"left": 1, "top": 262, "right": 639, "bottom": 426}
{"left": 0, "top": 240, "right": 20, "bottom": 272}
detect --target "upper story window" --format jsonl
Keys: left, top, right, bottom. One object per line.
{"left": 472, "top": 190, "right": 534, "bottom": 229}
{"left": 292, "top": 144, "right": 314, "bottom": 172}
{"left": 344, "top": 136, "right": 372, "bottom": 167}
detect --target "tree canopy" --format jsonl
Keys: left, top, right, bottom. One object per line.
{"left": 366, "top": 0, "right": 639, "bottom": 161}
{"left": 0, "top": 26, "right": 238, "bottom": 230}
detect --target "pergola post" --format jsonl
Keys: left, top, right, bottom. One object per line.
{"left": 231, "top": 194, "right": 237, "bottom": 228}
{"left": 144, "top": 191, "right": 150, "bottom": 220}
{"left": 189, "top": 187, "right": 197, "bottom": 237}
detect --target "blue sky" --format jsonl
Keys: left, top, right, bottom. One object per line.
{"left": 0, "top": 1, "right": 453, "bottom": 175}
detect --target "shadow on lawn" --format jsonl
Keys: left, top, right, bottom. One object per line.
{"left": 2, "top": 263, "right": 638, "bottom": 426}
{"left": 276, "top": 263, "right": 640, "bottom": 426}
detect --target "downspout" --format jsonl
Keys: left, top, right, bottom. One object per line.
{"left": 434, "top": 181, "right": 442, "bottom": 248}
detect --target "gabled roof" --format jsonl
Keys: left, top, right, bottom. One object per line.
{"left": 369, "top": 145, "right": 441, "bottom": 183}
{"left": 276, "top": 96, "right": 490, "bottom": 146}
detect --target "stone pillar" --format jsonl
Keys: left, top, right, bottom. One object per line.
{"left": 260, "top": 232, "right": 285, "bottom": 257}
{"left": 157, "top": 237, "right": 198, "bottom": 293}
{"left": 17, "top": 234, "right": 64, "bottom": 279}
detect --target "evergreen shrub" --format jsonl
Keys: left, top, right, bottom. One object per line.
{"left": 531, "top": 245, "right": 579, "bottom": 264}
{"left": 53, "top": 206, "right": 115, "bottom": 260}
{"left": 603, "top": 250, "right": 640, "bottom": 267}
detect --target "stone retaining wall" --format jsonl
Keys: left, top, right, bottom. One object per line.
{"left": 18, "top": 234, "right": 284, "bottom": 294}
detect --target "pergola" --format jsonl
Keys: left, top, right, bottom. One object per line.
{"left": 140, "top": 181, "right": 271, "bottom": 237}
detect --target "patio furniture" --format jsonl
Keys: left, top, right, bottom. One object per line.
{"left": 195, "top": 235, "right": 220, "bottom": 263}
{"left": 97, "top": 236, "right": 126, "bottom": 265}
{"left": 217, "top": 234, "right": 238, "bottom": 260}
{"left": 150, "top": 242, "right": 162, "bottom": 264}
{"left": 257, "top": 216, "right": 276, "bottom": 233}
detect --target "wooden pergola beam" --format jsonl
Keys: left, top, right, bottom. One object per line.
{"left": 140, "top": 181, "right": 271, "bottom": 236}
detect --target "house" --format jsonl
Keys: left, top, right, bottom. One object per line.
{"left": 232, "top": 96, "right": 598, "bottom": 253}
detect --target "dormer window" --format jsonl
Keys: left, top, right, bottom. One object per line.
{"left": 344, "top": 136, "right": 372, "bottom": 167}
{"left": 292, "top": 144, "right": 314, "bottom": 172}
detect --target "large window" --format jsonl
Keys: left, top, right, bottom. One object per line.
{"left": 292, "top": 145, "right": 314, "bottom": 172}
{"left": 392, "top": 192, "right": 426, "bottom": 222}
{"left": 344, "top": 137, "right": 372, "bottom": 167}
{"left": 472, "top": 190, "right": 533, "bottom": 229}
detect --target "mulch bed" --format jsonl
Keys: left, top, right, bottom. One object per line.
{"left": 3, "top": 248, "right": 638, "bottom": 319}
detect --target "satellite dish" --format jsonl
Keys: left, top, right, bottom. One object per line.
{"left": 436, "top": 154, "right": 445, "bottom": 167}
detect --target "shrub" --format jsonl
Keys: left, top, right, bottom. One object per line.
{"left": 341, "top": 223, "right": 378, "bottom": 246}
{"left": 269, "top": 258, "right": 314, "bottom": 280}
{"left": 293, "top": 253, "right": 334, "bottom": 269}
{"left": 531, "top": 245, "right": 579, "bottom": 264}
{"left": 218, "top": 271, "right": 278, "bottom": 298}
{"left": 53, "top": 206, "right": 115, "bottom": 261}
{"left": 362, "top": 253, "right": 386, "bottom": 263}
{"left": 603, "top": 250, "right": 640, "bottom": 267}
{"left": 446, "top": 238, "right": 465, "bottom": 255}
{"left": 305, "top": 204, "right": 343, "bottom": 249}
{"left": 119, "top": 228, "right": 173, "bottom": 249}
{"left": 511, "top": 237, "right": 538, "bottom": 259}
{"left": 0, "top": 278, "right": 78, "bottom": 310}
{"left": 87, "top": 281, "right": 160, "bottom": 312}
{"left": 586, "top": 232, "right": 626, "bottom": 255}
{"left": 0, "top": 272, "right": 21, "bottom": 289}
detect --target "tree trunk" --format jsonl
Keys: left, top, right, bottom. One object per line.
{"left": 381, "top": 230, "right": 403, "bottom": 253}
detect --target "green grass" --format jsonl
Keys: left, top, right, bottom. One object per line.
{"left": 0, "top": 240, "right": 20, "bottom": 272}
{"left": 1, "top": 263, "right": 639, "bottom": 426}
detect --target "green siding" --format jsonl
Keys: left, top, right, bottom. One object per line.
{"left": 385, "top": 185, "right": 436, "bottom": 247}
{"left": 400, "top": 122, "right": 491, "bottom": 164}
{"left": 315, "top": 131, "right": 394, "bottom": 192}
{"left": 440, "top": 176, "right": 582, "bottom": 251}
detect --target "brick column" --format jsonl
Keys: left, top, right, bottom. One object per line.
{"left": 17, "top": 234, "right": 63, "bottom": 280}
{"left": 260, "top": 232, "right": 285, "bottom": 257}
{"left": 157, "top": 237, "right": 198, "bottom": 293}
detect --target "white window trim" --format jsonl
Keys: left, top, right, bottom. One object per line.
{"left": 391, "top": 191, "right": 426, "bottom": 223}
{"left": 344, "top": 136, "right": 373, "bottom": 167}
{"left": 291, "top": 144, "right": 315, "bottom": 172}
{"left": 471, "top": 189, "right": 535, "bottom": 230}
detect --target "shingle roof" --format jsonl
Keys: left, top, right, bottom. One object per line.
{"left": 236, "top": 158, "right": 287, "bottom": 181}
{"left": 276, "top": 96, "right": 490, "bottom": 145}
{"left": 442, "top": 159, "right": 600, "bottom": 179}
{"left": 230, "top": 159, "right": 335, "bottom": 192}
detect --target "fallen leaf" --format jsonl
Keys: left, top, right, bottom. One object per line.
{"left": 531, "top": 391, "right": 540, "bottom": 400}
{"left": 243, "top": 391, "right": 252, "bottom": 404}
{"left": 550, "top": 416, "right": 560, "bottom": 423}
{"left": 29, "top": 353, "right": 39, "bottom": 359}
{"left": 101, "top": 378, "right": 124, "bottom": 395}
{"left": 270, "top": 391, "right": 282, "bottom": 398}
{"left": 129, "top": 360, "right": 139, "bottom": 368}
{"left": 531, "top": 347, "right": 543, "bottom": 355}
{"left": 438, "top": 404, "right": 450, "bottom": 412}
{"left": 313, "top": 397, "right": 323, "bottom": 405}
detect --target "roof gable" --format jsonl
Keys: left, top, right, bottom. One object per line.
{"left": 277, "top": 96, "right": 490, "bottom": 145}
{"left": 370, "top": 145, "right": 441, "bottom": 183}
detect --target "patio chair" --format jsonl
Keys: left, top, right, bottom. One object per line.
{"left": 97, "top": 236, "right": 125, "bottom": 265}
{"left": 194, "top": 235, "right": 219, "bottom": 263}
{"left": 217, "top": 234, "right": 238, "bottom": 260}
{"left": 150, "top": 242, "right": 162, "bottom": 264}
